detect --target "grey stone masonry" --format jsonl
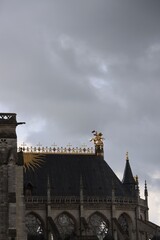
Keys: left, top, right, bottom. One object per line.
{"left": 0, "top": 165, "right": 8, "bottom": 240}
{"left": 0, "top": 113, "right": 25, "bottom": 240}
{"left": 16, "top": 165, "right": 26, "bottom": 240}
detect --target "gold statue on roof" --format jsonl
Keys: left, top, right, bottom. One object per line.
{"left": 90, "top": 131, "right": 104, "bottom": 156}
{"left": 90, "top": 130, "right": 104, "bottom": 147}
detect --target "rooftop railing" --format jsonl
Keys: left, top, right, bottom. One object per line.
{"left": 18, "top": 145, "right": 94, "bottom": 154}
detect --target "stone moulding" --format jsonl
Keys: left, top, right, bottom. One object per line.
{"left": 25, "top": 196, "right": 138, "bottom": 204}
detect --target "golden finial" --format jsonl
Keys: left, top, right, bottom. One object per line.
{"left": 126, "top": 152, "right": 129, "bottom": 161}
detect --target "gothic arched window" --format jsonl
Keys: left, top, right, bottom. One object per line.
{"left": 88, "top": 212, "right": 109, "bottom": 240}
{"left": 25, "top": 213, "right": 45, "bottom": 240}
{"left": 118, "top": 213, "right": 132, "bottom": 238}
{"left": 55, "top": 212, "right": 75, "bottom": 239}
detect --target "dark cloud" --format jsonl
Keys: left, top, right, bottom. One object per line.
{"left": 0, "top": 0, "right": 160, "bottom": 224}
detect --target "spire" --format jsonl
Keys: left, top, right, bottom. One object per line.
{"left": 134, "top": 175, "right": 140, "bottom": 196}
{"left": 122, "top": 152, "right": 135, "bottom": 185}
{"left": 144, "top": 180, "right": 149, "bottom": 220}
{"left": 144, "top": 180, "right": 148, "bottom": 199}
{"left": 126, "top": 151, "right": 129, "bottom": 161}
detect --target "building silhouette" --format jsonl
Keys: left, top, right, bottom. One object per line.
{"left": 0, "top": 113, "right": 159, "bottom": 240}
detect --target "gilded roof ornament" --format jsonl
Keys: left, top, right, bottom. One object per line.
{"left": 126, "top": 151, "right": 129, "bottom": 161}
{"left": 23, "top": 153, "right": 45, "bottom": 172}
{"left": 90, "top": 131, "right": 104, "bottom": 156}
{"left": 90, "top": 130, "right": 104, "bottom": 147}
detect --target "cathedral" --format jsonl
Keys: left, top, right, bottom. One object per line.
{"left": 0, "top": 113, "right": 160, "bottom": 240}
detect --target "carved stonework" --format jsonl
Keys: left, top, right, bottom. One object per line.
{"left": 0, "top": 139, "right": 16, "bottom": 165}
{"left": 0, "top": 113, "right": 17, "bottom": 138}
{"left": 0, "top": 113, "right": 25, "bottom": 139}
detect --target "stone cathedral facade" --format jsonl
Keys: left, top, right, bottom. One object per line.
{"left": 0, "top": 113, "right": 160, "bottom": 240}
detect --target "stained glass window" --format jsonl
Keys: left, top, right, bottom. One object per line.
{"left": 55, "top": 213, "right": 75, "bottom": 239}
{"left": 118, "top": 214, "right": 130, "bottom": 236}
{"left": 88, "top": 213, "right": 109, "bottom": 240}
{"left": 26, "top": 214, "right": 44, "bottom": 239}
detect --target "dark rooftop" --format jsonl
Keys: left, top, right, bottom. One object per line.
{"left": 24, "top": 153, "right": 130, "bottom": 197}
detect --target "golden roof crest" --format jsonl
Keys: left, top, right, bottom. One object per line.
{"left": 23, "top": 153, "right": 45, "bottom": 172}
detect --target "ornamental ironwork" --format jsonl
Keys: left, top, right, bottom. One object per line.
{"left": 18, "top": 145, "right": 94, "bottom": 154}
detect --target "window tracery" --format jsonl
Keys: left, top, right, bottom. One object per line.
{"left": 88, "top": 213, "right": 109, "bottom": 239}
{"left": 25, "top": 213, "right": 44, "bottom": 239}
{"left": 55, "top": 213, "right": 75, "bottom": 239}
{"left": 118, "top": 213, "right": 131, "bottom": 237}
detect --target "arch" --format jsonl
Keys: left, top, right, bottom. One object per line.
{"left": 88, "top": 211, "right": 110, "bottom": 239}
{"left": 57, "top": 211, "right": 77, "bottom": 225}
{"left": 118, "top": 212, "right": 132, "bottom": 239}
{"left": 25, "top": 212, "right": 45, "bottom": 240}
{"left": 55, "top": 211, "right": 76, "bottom": 240}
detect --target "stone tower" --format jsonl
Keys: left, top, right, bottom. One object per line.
{"left": 0, "top": 113, "right": 25, "bottom": 240}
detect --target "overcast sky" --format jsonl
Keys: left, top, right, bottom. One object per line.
{"left": 0, "top": 0, "right": 160, "bottom": 224}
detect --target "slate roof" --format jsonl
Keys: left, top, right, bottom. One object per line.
{"left": 122, "top": 159, "right": 135, "bottom": 185}
{"left": 24, "top": 153, "right": 130, "bottom": 197}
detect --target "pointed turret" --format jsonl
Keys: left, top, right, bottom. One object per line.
{"left": 122, "top": 152, "right": 136, "bottom": 195}
{"left": 135, "top": 175, "right": 140, "bottom": 196}
{"left": 144, "top": 180, "right": 148, "bottom": 200}
{"left": 144, "top": 180, "right": 149, "bottom": 221}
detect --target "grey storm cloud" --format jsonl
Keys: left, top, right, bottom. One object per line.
{"left": 0, "top": 0, "right": 160, "bottom": 224}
